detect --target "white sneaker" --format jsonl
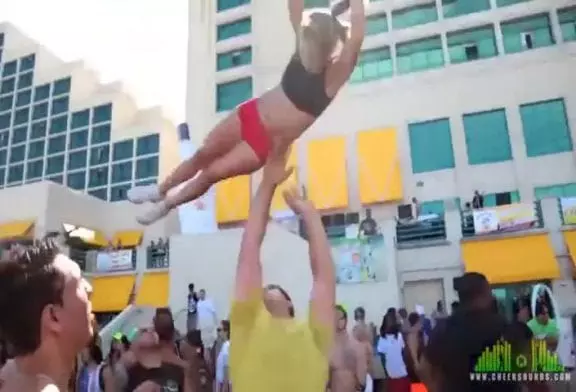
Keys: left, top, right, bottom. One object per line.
{"left": 136, "top": 201, "right": 170, "bottom": 225}
{"left": 127, "top": 184, "right": 162, "bottom": 204}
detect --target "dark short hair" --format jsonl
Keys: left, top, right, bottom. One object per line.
{"left": 265, "top": 284, "right": 295, "bottom": 318}
{"left": 0, "top": 240, "right": 64, "bottom": 356}
{"left": 221, "top": 319, "right": 230, "bottom": 335}
{"left": 454, "top": 272, "right": 488, "bottom": 304}
{"left": 188, "top": 283, "right": 194, "bottom": 291}
{"left": 354, "top": 306, "right": 365, "bottom": 319}
{"left": 408, "top": 312, "right": 420, "bottom": 326}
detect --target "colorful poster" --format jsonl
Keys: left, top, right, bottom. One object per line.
{"left": 473, "top": 203, "right": 537, "bottom": 235}
{"left": 329, "top": 234, "right": 384, "bottom": 284}
{"left": 560, "top": 197, "right": 576, "bottom": 224}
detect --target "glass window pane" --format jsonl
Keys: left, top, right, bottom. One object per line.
{"left": 14, "top": 107, "right": 30, "bottom": 125}
{"left": 69, "top": 130, "right": 89, "bottom": 150}
{"left": 34, "top": 84, "right": 50, "bottom": 101}
{"left": 53, "top": 77, "right": 71, "bottom": 96}
{"left": 28, "top": 140, "right": 45, "bottom": 159}
{"left": 136, "top": 134, "right": 160, "bottom": 156}
{"left": 392, "top": 3, "right": 438, "bottom": 30}
{"left": 7, "top": 164, "right": 24, "bottom": 183}
{"left": 48, "top": 135, "right": 66, "bottom": 154}
{"left": 113, "top": 140, "right": 134, "bottom": 161}
{"left": 26, "top": 159, "right": 43, "bottom": 179}
{"left": 216, "top": 77, "right": 252, "bottom": 112}
{"left": 92, "top": 103, "right": 112, "bottom": 124}
{"left": 217, "top": 18, "right": 252, "bottom": 41}
{"left": 90, "top": 145, "right": 110, "bottom": 166}
{"left": 89, "top": 167, "right": 109, "bottom": 187}
{"left": 91, "top": 123, "right": 111, "bottom": 144}
{"left": 110, "top": 184, "right": 131, "bottom": 202}
{"left": 19, "top": 54, "right": 35, "bottom": 72}
{"left": 16, "top": 89, "right": 32, "bottom": 107}
{"left": 136, "top": 157, "right": 159, "bottom": 179}
{"left": 67, "top": 171, "right": 86, "bottom": 190}
{"left": 216, "top": 47, "right": 252, "bottom": 71}
{"left": 32, "top": 102, "right": 49, "bottom": 120}
{"left": 9, "top": 145, "right": 25, "bottom": 163}
{"left": 409, "top": 118, "right": 455, "bottom": 173}
{"left": 71, "top": 109, "right": 90, "bottom": 129}
{"left": 112, "top": 161, "right": 133, "bottom": 183}
{"left": 46, "top": 155, "right": 65, "bottom": 174}
{"left": 68, "top": 150, "right": 88, "bottom": 170}
{"left": 88, "top": 187, "right": 108, "bottom": 201}
{"left": 51, "top": 96, "right": 69, "bottom": 115}
{"left": 49, "top": 115, "right": 68, "bottom": 134}
{"left": 30, "top": 121, "right": 47, "bottom": 139}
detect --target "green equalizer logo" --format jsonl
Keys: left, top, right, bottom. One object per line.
{"left": 474, "top": 339, "right": 565, "bottom": 374}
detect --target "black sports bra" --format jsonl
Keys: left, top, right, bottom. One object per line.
{"left": 281, "top": 54, "right": 332, "bottom": 117}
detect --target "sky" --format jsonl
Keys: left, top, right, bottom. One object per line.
{"left": 3, "top": 0, "right": 188, "bottom": 122}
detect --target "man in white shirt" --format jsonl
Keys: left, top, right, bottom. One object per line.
{"left": 197, "top": 289, "right": 217, "bottom": 348}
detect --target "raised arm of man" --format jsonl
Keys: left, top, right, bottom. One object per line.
{"left": 283, "top": 186, "right": 336, "bottom": 356}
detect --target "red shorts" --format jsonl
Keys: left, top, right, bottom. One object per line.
{"left": 237, "top": 98, "right": 271, "bottom": 163}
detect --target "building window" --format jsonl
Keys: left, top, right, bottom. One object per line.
{"left": 53, "top": 77, "right": 71, "bottom": 96}
{"left": 391, "top": 3, "right": 438, "bottom": 30}
{"left": 19, "top": 54, "right": 35, "bottom": 72}
{"left": 67, "top": 171, "right": 86, "bottom": 190}
{"left": 112, "top": 161, "right": 133, "bottom": 183}
{"left": 1, "top": 78, "right": 15, "bottom": 94}
{"left": 110, "top": 184, "right": 131, "bottom": 202}
{"left": 409, "top": 118, "right": 455, "bottom": 173}
{"left": 30, "top": 121, "right": 47, "bottom": 139}
{"left": 136, "top": 134, "right": 160, "bottom": 156}
{"left": 32, "top": 102, "right": 49, "bottom": 120}
{"left": 217, "top": 0, "right": 249, "bottom": 12}
{"left": 14, "top": 107, "right": 30, "bottom": 125}
{"left": 113, "top": 139, "right": 134, "bottom": 161}
{"left": 534, "top": 183, "right": 576, "bottom": 200}
{"left": 9, "top": 145, "right": 25, "bottom": 163}
{"left": 69, "top": 130, "right": 89, "bottom": 150}
{"left": 496, "top": 0, "right": 530, "bottom": 7}
{"left": 558, "top": 7, "right": 576, "bottom": 42}
{"left": 49, "top": 115, "right": 68, "bottom": 135}
{"left": 483, "top": 191, "right": 520, "bottom": 207}
{"left": 88, "top": 187, "right": 108, "bottom": 201}
{"left": 366, "top": 13, "right": 388, "bottom": 35}
{"left": 7, "top": 164, "right": 24, "bottom": 183}
{"left": 0, "top": 113, "right": 9, "bottom": 130}
{"left": 71, "top": 109, "right": 90, "bottom": 129}
{"left": 349, "top": 47, "right": 393, "bottom": 83}
{"left": 26, "top": 159, "right": 43, "bottom": 180}
{"left": 0, "top": 131, "right": 8, "bottom": 147}
{"left": 51, "top": 96, "right": 69, "bottom": 115}
{"left": 48, "top": 135, "right": 66, "bottom": 154}
{"left": 442, "top": 0, "right": 490, "bottom": 19}
{"left": 216, "top": 77, "right": 252, "bottom": 112}
{"left": 34, "top": 84, "right": 50, "bottom": 102}
{"left": 520, "top": 98, "right": 573, "bottom": 157}
{"left": 217, "top": 18, "right": 252, "bottom": 41}
{"left": 397, "top": 36, "right": 444, "bottom": 74}
{"left": 46, "top": 155, "right": 65, "bottom": 174}
{"left": 463, "top": 109, "right": 512, "bottom": 165}
{"left": 68, "top": 150, "right": 88, "bottom": 170}
{"left": 0, "top": 96, "right": 12, "bottom": 112}
{"left": 135, "top": 156, "right": 159, "bottom": 179}
{"left": 47, "top": 175, "right": 63, "bottom": 184}
{"left": 89, "top": 167, "right": 108, "bottom": 188}
{"left": 217, "top": 47, "right": 252, "bottom": 71}
{"left": 447, "top": 25, "right": 498, "bottom": 63}
{"left": 28, "top": 140, "right": 45, "bottom": 159}
{"left": 0, "top": 167, "right": 4, "bottom": 186}
{"left": 304, "top": 0, "right": 328, "bottom": 7}
{"left": 0, "top": 149, "right": 6, "bottom": 165}
{"left": 16, "top": 89, "right": 32, "bottom": 107}
{"left": 90, "top": 145, "right": 110, "bottom": 166}
{"left": 91, "top": 123, "right": 111, "bottom": 144}
{"left": 501, "top": 14, "right": 555, "bottom": 54}
{"left": 11, "top": 126, "right": 28, "bottom": 144}
{"left": 2, "top": 60, "right": 17, "bottom": 78}
{"left": 92, "top": 103, "right": 112, "bottom": 124}
{"left": 17, "top": 72, "right": 33, "bottom": 89}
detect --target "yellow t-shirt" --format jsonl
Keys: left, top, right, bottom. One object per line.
{"left": 230, "top": 295, "right": 331, "bottom": 392}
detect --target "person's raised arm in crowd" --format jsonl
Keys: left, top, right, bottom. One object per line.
{"left": 283, "top": 186, "right": 336, "bottom": 356}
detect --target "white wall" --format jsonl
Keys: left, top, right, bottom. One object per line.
{"left": 168, "top": 222, "right": 401, "bottom": 325}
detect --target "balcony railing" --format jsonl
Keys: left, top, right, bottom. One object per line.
{"left": 147, "top": 241, "right": 170, "bottom": 269}
{"left": 396, "top": 216, "right": 447, "bottom": 244}
{"left": 461, "top": 201, "right": 544, "bottom": 237}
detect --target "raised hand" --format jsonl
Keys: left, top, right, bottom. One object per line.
{"left": 282, "top": 185, "right": 315, "bottom": 214}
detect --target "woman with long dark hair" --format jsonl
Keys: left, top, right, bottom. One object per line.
{"left": 377, "top": 311, "right": 410, "bottom": 392}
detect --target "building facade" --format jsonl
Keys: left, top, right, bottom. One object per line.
{"left": 0, "top": 23, "right": 183, "bottom": 316}
{"left": 183, "top": 0, "right": 576, "bottom": 316}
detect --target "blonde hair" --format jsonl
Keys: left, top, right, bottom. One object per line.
{"left": 298, "top": 10, "right": 348, "bottom": 72}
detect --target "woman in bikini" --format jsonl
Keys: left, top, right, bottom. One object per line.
{"left": 127, "top": 0, "right": 366, "bottom": 225}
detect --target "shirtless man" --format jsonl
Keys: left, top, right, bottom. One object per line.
{"left": 329, "top": 305, "right": 368, "bottom": 392}
{"left": 352, "top": 307, "right": 375, "bottom": 392}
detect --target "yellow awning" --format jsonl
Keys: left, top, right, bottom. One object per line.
{"left": 306, "top": 136, "right": 348, "bottom": 210}
{"left": 271, "top": 145, "right": 299, "bottom": 213}
{"left": 356, "top": 129, "right": 403, "bottom": 204}
{"left": 563, "top": 230, "right": 576, "bottom": 267}
{"left": 112, "top": 230, "right": 143, "bottom": 248}
{"left": 90, "top": 275, "right": 136, "bottom": 312}
{"left": 0, "top": 220, "right": 35, "bottom": 240}
{"left": 462, "top": 234, "right": 560, "bottom": 284}
{"left": 135, "top": 272, "right": 170, "bottom": 308}
{"left": 215, "top": 175, "right": 251, "bottom": 223}
{"left": 83, "top": 230, "right": 108, "bottom": 248}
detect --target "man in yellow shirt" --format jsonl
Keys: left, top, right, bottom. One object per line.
{"left": 229, "top": 151, "right": 336, "bottom": 391}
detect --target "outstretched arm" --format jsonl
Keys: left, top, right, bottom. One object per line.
{"left": 326, "top": 0, "right": 366, "bottom": 93}
{"left": 235, "top": 152, "right": 294, "bottom": 301}
{"left": 283, "top": 187, "right": 335, "bottom": 355}
{"left": 288, "top": 0, "right": 304, "bottom": 33}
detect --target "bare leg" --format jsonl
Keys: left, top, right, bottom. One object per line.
{"left": 135, "top": 142, "right": 261, "bottom": 225}
{"left": 165, "top": 142, "right": 261, "bottom": 209}
{"left": 127, "top": 114, "right": 241, "bottom": 204}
